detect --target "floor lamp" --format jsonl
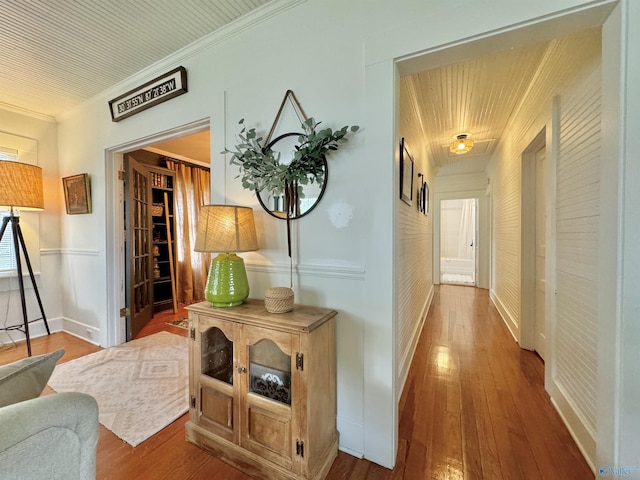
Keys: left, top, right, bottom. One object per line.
{"left": 0, "top": 160, "right": 50, "bottom": 356}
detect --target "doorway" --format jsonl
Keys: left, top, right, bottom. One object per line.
{"left": 122, "top": 138, "right": 211, "bottom": 340}
{"left": 521, "top": 129, "right": 547, "bottom": 360}
{"left": 105, "top": 119, "right": 210, "bottom": 348}
{"left": 440, "top": 198, "right": 477, "bottom": 285}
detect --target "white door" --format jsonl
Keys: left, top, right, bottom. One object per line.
{"left": 471, "top": 198, "right": 477, "bottom": 285}
{"left": 439, "top": 198, "right": 477, "bottom": 285}
{"left": 534, "top": 146, "right": 546, "bottom": 359}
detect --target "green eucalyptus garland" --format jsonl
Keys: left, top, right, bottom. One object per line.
{"left": 223, "top": 117, "right": 359, "bottom": 200}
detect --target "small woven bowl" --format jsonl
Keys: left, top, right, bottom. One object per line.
{"left": 264, "top": 287, "right": 294, "bottom": 313}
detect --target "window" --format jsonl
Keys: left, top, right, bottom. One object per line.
{"left": 0, "top": 225, "right": 15, "bottom": 272}
{"left": 0, "top": 147, "right": 19, "bottom": 272}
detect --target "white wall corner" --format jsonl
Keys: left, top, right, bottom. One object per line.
{"left": 362, "top": 57, "right": 397, "bottom": 469}
{"left": 596, "top": 1, "right": 623, "bottom": 471}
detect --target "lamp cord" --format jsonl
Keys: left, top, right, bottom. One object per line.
{"left": 0, "top": 214, "right": 19, "bottom": 350}
{"left": 287, "top": 209, "right": 293, "bottom": 289}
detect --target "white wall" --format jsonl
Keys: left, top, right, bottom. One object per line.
{"left": 50, "top": 0, "right": 636, "bottom": 470}
{"left": 554, "top": 47, "right": 602, "bottom": 463}
{"left": 488, "top": 28, "right": 603, "bottom": 465}
{"left": 600, "top": 0, "right": 640, "bottom": 471}
{"left": 393, "top": 131, "right": 435, "bottom": 401}
{"left": 618, "top": 0, "right": 640, "bottom": 467}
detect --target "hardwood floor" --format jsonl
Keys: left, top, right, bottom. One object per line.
{"left": 0, "top": 286, "right": 593, "bottom": 479}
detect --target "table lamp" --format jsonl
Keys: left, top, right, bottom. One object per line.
{"left": 0, "top": 160, "right": 50, "bottom": 356}
{"left": 194, "top": 205, "right": 258, "bottom": 307}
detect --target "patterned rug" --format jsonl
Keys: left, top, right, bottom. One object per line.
{"left": 48, "top": 331, "right": 189, "bottom": 447}
{"left": 167, "top": 317, "right": 189, "bottom": 329}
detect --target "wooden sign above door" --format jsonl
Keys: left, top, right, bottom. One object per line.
{"left": 108, "top": 66, "right": 188, "bottom": 122}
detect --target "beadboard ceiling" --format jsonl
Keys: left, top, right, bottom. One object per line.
{"left": 0, "top": 0, "right": 272, "bottom": 118}
{"left": 399, "top": 40, "right": 551, "bottom": 169}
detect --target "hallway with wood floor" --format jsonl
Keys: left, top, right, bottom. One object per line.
{"left": 0, "top": 285, "right": 594, "bottom": 479}
{"left": 390, "top": 284, "right": 593, "bottom": 479}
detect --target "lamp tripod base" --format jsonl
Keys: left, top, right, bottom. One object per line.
{"left": 0, "top": 213, "right": 50, "bottom": 356}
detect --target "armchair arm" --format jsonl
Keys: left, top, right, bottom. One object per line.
{"left": 0, "top": 392, "right": 99, "bottom": 480}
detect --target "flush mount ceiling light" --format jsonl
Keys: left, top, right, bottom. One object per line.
{"left": 449, "top": 133, "right": 474, "bottom": 155}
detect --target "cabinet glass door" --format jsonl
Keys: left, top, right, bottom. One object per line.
{"left": 241, "top": 330, "right": 297, "bottom": 470}
{"left": 249, "top": 339, "right": 292, "bottom": 405}
{"left": 202, "top": 327, "right": 233, "bottom": 385}
{"left": 197, "top": 323, "right": 237, "bottom": 443}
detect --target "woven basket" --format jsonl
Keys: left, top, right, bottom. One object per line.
{"left": 151, "top": 204, "right": 164, "bottom": 216}
{"left": 264, "top": 287, "right": 294, "bottom": 314}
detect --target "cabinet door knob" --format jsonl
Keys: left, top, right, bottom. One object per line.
{"left": 237, "top": 366, "right": 247, "bottom": 374}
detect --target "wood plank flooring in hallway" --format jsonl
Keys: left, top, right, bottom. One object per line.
{"left": 0, "top": 286, "right": 593, "bottom": 478}
{"left": 394, "top": 285, "right": 593, "bottom": 479}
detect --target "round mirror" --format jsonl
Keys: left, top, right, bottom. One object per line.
{"left": 256, "top": 132, "right": 328, "bottom": 220}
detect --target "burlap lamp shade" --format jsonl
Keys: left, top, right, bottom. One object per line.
{"left": 0, "top": 161, "right": 44, "bottom": 211}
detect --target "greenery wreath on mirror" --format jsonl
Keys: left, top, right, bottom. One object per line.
{"left": 223, "top": 117, "right": 359, "bottom": 219}
{"left": 223, "top": 115, "right": 359, "bottom": 290}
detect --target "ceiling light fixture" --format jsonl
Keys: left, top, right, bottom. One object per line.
{"left": 449, "top": 134, "right": 474, "bottom": 155}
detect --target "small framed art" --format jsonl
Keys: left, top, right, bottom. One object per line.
{"left": 400, "top": 137, "right": 413, "bottom": 206}
{"left": 63, "top": 173, "right": 92, "bottom": 214}
{"left": 417, "top": 173, "right": 429, "bottom": 216}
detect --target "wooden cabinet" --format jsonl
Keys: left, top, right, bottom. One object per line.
{"left": 185, "top": 299, "right": 338, "bottom": 480}
{"left": 149, "top": 167, "right": 177, "bottom": 313}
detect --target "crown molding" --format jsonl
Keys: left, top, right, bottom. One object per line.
{"left": 0, "top": 102, "right": 56, "bottom": 123}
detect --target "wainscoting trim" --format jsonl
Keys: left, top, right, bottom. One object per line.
{"left": 247, "top": 262, "right": 366, "bottom": 280}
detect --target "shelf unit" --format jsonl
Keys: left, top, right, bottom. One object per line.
{"left": 149, "top": 166, "right": 177, "bottom": 313}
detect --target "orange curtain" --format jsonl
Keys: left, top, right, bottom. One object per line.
{"left": 166, "top": 159, "right": 210, "bottom": 305}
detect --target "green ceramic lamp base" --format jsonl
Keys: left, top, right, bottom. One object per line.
{"left": 205, "top": 253, "right": 250, "bottom": 307}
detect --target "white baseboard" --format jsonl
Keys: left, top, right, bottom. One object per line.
{"left": 62, "top": 317, "right": 101, "bottom": 346}
{"left": 489, "top": 289, "right": 519, "bottom": 342}
{"left": 548, "top": 378, "right": 596, "bottom": 473}
{"left": 0, "top": 317, "right": 101, "bottom": 347}
{"left": 490, "top": 290, "right": 595, "bottom": 473}
{"left": 337, "top": 416, "right": 364, "bottom": 459}
{"left": 397, "top": 284, "right": 435, "bottom": 396}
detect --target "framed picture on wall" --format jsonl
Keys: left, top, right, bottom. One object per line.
{"left": 400, "top": 137, "right": 413, "bottom": 206}
{"left": 417, "top": 173, "right": 429, "bottom": 216}
{"left": 424, "top": 180, "right": 429, "bottom": 215}
{"left": 62, "top": 173, "right": 92, "bottom": 214}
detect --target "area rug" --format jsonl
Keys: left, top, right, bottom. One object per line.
{"left": 48, "top": 331, "right": 189, "bottom": 447}
{"left": 167, "top": 317, "right": 189, "bottom": 329}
